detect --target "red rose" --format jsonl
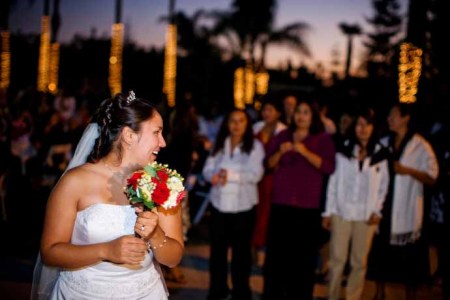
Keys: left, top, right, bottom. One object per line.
{"left": 127, "top": 171, "right": 143, "bottom": 189}
{"left": 156, "top": 169, "right": 169, "bottom": 182}
{"left": 176, "top": 190, "right": 186, "bottom": 205}
{"left": 152, "top": 182, "right": 170, "bottom": 205}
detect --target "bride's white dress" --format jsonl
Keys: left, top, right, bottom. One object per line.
{"left": 50, "top": 203, "right": 168, "bottom": 299}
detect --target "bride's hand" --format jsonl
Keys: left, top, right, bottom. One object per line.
{"left": 135, "top": 210, "right": 159, "bottom": 240}
{"left": 132, "top": 203, "right": 145, "bottom": 213}
{"left": 105, "top": 235, "right": 147, "bottom": 265}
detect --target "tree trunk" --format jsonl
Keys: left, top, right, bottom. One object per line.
{"left": 344, "top": 36, "right": 353, "bottom": 78}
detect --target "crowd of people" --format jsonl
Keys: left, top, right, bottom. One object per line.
{"left": 0, "top": 87, "right": 449, "bottom": 299}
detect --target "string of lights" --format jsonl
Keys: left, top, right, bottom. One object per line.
{"left": 244, "top": 63, "right": 255, "bottom": 105}
{"left": 163, "top": 24, "right": 177, "bottom": 107}
{"left": 398, "top": 42, "right": 422, "bottom": 103}
{"left": 108, "top": 23, "right": 124, "bottom": 97}
{"left": 234, "top": 63, "right": 269, "bottom": 109}
{"left": 255, "top": 71, "right": 269, "bottom": 95}
{"left": 37, "top": 16, "right": 51, "bottom": 92}
{"left": 233, "top": 67, "right": 245, "bottom": 109}
{"left": 0, "top": 31, "right": 10, "bottom": 90}
{"left": 48, "top": 42, "right": 60, "bottom": 94}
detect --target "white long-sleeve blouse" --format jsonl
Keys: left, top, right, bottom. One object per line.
{"left": 202, "top": 137, "right": 265, "bottom": 213}
{"left": 323, "top": 143, "right": 389, "bottom": 221}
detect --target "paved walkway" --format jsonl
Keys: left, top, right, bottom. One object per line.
{"left": 0, "top": 221, "right": 443, "bottom": 300}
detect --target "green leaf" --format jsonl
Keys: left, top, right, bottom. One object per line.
{"left": 130, "top": 197, "right": 142, "bottom": 204}
{"left": 128, "top": 187, "right": 136, "bottom": 196}
{"left": 145, "top": 201, "right": 155, "bottom": 210}
{"left": 144, "top": 165, "right": 157, "bottom": 177}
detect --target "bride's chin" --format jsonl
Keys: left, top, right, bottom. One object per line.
{"left": 150, "top": 151, "right": 159, "bottom": 161}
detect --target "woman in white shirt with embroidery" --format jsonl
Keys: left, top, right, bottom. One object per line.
{"left": 322, "top": 108, "right": 389, "bottom": 300}
{"left": 202, "top": 109, "right": 265, "bottom": 300}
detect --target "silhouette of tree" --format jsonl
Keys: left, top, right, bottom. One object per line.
{"left": 50, "top": 0, "right": 61, "bottom": 43}
{"left": 258, "top": 22, "right": 310, "bottom": 71}
{"left": 363, "top": 0, "right": 403, "bottom": 79}
{"left": 0, "top": 1, "right": 16, "bottom": 31}
{"left": 429, "top": 0, "right": 450, "bottom": 83}
{"left": 339, "top": 22, "right": 362, "bottom": 78}
{"left": 206, "top": 0, "right": 310, "bottom": 70}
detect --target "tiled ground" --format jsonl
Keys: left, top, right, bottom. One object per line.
{"left": 166, "top": 242, "right": 442, "bottom": 300}
{"left": 0, "top": 219, "right": 443, "bottom": 300}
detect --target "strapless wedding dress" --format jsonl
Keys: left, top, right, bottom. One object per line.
{"left": 50, "top": 203, "right": 167, "bottom": 299}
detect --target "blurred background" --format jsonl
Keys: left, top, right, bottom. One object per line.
{"left": 0, "top": 0, "right": 449, "bottom": 299}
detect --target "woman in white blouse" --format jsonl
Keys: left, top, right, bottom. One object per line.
{"left": 322, "top": 108, "right": 389, "bottom": 300}
{"left": 202, "top": 109, "right": 265, "bottom": 300}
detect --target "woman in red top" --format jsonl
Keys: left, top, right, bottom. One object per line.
{"left": 262, "top": 99, "right": 336, "bottom": 300}
{"left": 251, "top": 99, "right": 286, "bottom": 265}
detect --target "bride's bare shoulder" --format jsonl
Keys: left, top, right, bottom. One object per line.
{"left": 58, "top": 163, "right": 103, "bottom": 186}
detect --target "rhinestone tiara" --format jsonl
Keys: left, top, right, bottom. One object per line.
{"left": 126, "top": 91, "right": 136, "bottom": 104}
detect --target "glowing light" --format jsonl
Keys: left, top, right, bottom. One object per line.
{"left": 163, "top": 24, "right": 177, "bottom": 107}
{"left": 244, "top": 64, "right": 255, "bottom": 105}
{"left": 48, "top": 42, "right": 60, "bottom": 94}
{"left": 398, "top": 42, "right": 422, "bottom": 103}
{"left": 234, "top": 67, "right": 245, "bottom": 109}
{"left": 0, "top": 31, "right": 10, "bottom": 90}
{"left": 234, "top": 63, "right": 270, "bottom": 109}
{"left": 255, "top": 71, "right": 269, "bottom": 95}
{"left": 254, "top": 100, "right": 262, "bottom": 111}
{"left": 108, "top": 23, "right": 124, "bottom": 97}
{"left": 37, "top": 16, "right": 51, "bottom": 92}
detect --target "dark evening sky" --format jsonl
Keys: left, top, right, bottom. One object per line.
{"left": 9, "top": 0, "right": 408, "bottom": 74}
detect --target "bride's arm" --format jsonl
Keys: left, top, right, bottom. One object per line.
{"left": 145, "top": 207, "right": 185, "bottom": 267}
{"left": 40, "top": 168, "right": 147, "bottom": 269}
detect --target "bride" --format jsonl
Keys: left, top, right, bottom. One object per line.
{"left": 32, "top": 91, "right": 184, "bottom": 299}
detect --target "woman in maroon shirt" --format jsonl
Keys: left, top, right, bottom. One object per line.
{"left": 262, "top": 100, "right": 336, "bottom": 300}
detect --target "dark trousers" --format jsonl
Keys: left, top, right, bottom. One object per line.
{"left": 263, "top": 205, "right": 322, "bottom": 300}
{"left": 208, "top": 206, "right": 256, "bottom": 300}
{"left": 443, "top": 196, "right": 450, "bottom": 300}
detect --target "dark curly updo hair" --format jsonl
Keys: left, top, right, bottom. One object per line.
{"left": 88, "top": 91, "right": 157, "bottom": 163}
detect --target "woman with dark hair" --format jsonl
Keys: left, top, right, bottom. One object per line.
{"left": 202, "top": 109, "right": 265, "bottom": 300}
{"left": 280, "top": 93, "right": 298, "bottom": 126}
{"left": 262, "top": 100, "right": 336, "bottom": 300}
{"left": 36, "top": 92, "right": 183, "bottom": 299}
{"left": 322, "top": 108, "right": 389, "bottom": 300}
{"left": 368, "top": 103, "right": 439, "bottom": 300}
{"left": 251, "top": 98, "right": 286, "bottom": 264}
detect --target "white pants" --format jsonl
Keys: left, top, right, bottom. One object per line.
{"left": 327, "top": 215, "right": 376, "bottom": 300}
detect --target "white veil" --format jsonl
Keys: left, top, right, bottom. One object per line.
{"left": 30, "top": 123, "right": 99, "bottom": 300}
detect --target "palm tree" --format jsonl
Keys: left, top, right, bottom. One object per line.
{"left": 257, "top": 22, "right": 310, "bottom": 71}
{"left": 363, "top": 0, "right": 402, "bottom": 78}
{"left": 160, "top": 10, "right": 219, "bottom": 56}
{"left": 339, "top": 22, "right": 362, "bottom": 78}
{"left": 206, "top": 0, "right": 310, "bottom": 106}
{"left": 206, "top": 0, "right": 279, "bottom": 64}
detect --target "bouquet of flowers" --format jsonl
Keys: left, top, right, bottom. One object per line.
{"left": 125, "top": 162, "right": 186, "bottom": 210}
